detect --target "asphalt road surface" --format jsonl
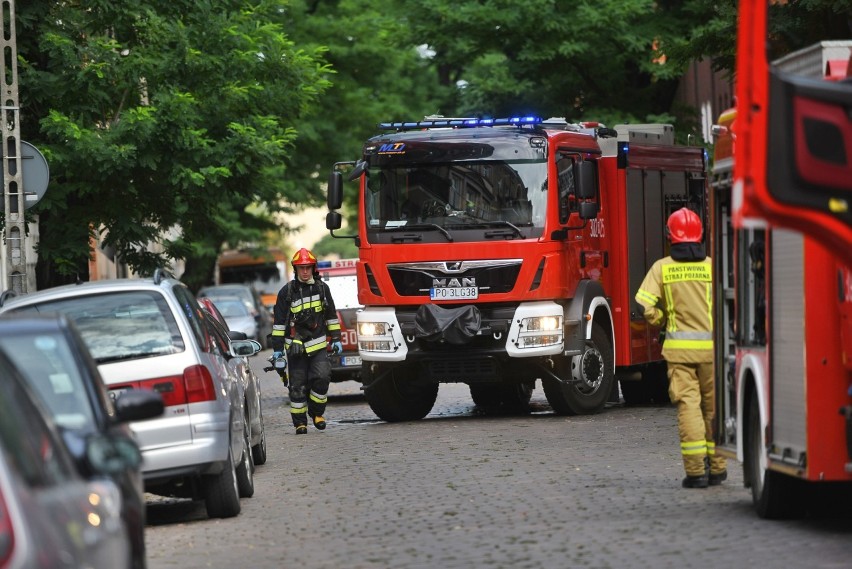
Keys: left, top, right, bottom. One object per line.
{"left": 144, "top": 350, "right": 852, "bottom": 569}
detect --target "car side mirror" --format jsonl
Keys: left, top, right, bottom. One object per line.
{"left": 231, "top": 339, "right": 262, "bottom": 358}
{"left": 86, "top": 433, "right": 143, "bottom": 474}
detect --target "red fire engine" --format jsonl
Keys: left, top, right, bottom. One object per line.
{"left": 316, "top": 258, "right": 363, "bottom": 383}
{"left": 327, "top": 117, "right": 708, "bottom": 421}
{"left": 712, "top": 0, "right": 852, "bottom": 517}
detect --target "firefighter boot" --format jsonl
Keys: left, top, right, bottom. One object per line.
{"left": 312, "top": 415, "right": 326, "bottom": 430}
{"left": 292, "top": 412, "right": 308, "bottom": 435}
{"left": 682, "top": 474, "right": 709, "bottom": 489}
{"left": 709, "top": 470, "right": 728, "bottom": 486}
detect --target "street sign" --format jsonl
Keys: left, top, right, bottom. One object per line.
{"left": 1, "top": 140, "right": 49, "bottom": 211}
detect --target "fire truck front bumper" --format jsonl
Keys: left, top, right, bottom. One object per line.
{"left": 356, "top": 302, "right": 568, "bottom": 362}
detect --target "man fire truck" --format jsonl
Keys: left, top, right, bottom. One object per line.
{"left": 327, "top": 116, "right": 708, "bottom": 422}
{"left": 712, "top": 2, "right": 852, "bottom": 518}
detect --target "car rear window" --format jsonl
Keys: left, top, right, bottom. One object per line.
{"left": 12, "top": 291, "right": 185, "bottom": 363}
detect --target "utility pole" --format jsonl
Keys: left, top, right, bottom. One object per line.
{"left": 0, "top": 0, "right": 26, "bottom": 294}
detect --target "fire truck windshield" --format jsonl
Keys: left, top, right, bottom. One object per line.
{"left": 364, "top": 159, "right": 547, "bottom": 243}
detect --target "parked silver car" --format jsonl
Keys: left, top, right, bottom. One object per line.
{"left": 0, "top": 270, "right": 265, "bottom": 518}
{"left": 198, "top": 284, "right": 273, "bottom": 348}
{"left": 0, "top": 347, "right": 133, "bottom": 569}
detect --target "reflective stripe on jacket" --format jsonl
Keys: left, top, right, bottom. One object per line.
{"left": 635, "top": 256, "right": 713, "bottom": 363}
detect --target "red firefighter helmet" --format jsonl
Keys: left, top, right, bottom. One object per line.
{"left": 667, "top": 208, "right": 703, "bottom": 244}
{"left": 291, "top": 247, "right": 317, "bottom": 268}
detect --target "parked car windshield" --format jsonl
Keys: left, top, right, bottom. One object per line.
{"left": 11, "top": 291, "right": 185, "bottom": 363}
{"left": 2, "top": 330, "right": 97, "bottom": 430}
{"left": 211, "top": 298, "right": 251, "bottom": 319}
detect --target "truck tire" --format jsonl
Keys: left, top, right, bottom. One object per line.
{"left": 746, "top": 394, "right": 806, "bottom": 518}
{"left": 469, "top": 380, "right": 534, "bottom": 413}
{"left": 204, "top": 444, "right": 241, "bottom": 519}
{"left": 543, "top": 322, "right": 614, "bottom": 415}
{"left": 364, "top": 364, "right": 438, "bottom": 422}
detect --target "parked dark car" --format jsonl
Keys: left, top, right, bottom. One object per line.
{"left": 198, "top": 284, "right": 274, "bottom": 348}
{"left": 0, "top": 271, "right": 265, "bottom": 519}
{"left": 0, "top": 346, "right": 137, "bottom": 569}
{"left": 0, "top": 313, "right": 164, "bottom": 569}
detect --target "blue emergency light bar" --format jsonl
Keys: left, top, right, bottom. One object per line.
{"left": 378, "top": 116, "right": 541, "bottom": 131}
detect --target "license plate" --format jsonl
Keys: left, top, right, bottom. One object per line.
{"left": 342, "top": 355, "right": 362, "bottom": 367}
{"left": 430, "top": 286, "right": 478, "bottom": 300}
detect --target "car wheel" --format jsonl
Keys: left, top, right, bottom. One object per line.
{"left": 251, "top": 405, "right": 268, "bottom": 466}
{"left": 203, "top": 444, "right": 241, "bottom": 519}
{"left": 236, "top": 411, "right": 255, "bottom": 498}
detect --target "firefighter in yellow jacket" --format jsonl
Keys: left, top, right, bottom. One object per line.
{"left": 271, "top": 248, "right": 342, "bottom": 435}
{"left": 635, "top": 208, "right": 727, "bottom": 488}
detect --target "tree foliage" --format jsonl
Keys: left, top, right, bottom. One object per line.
{"left": 17, "top": 0, "right": 332, "bottom": 289}
{"left": 12, "top": 0, "right": 848, "bottom": 290}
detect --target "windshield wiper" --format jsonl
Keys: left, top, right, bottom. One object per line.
{"left": 386, "top": 223, "right": 453, "bottom": 242}
{"left": 452, "top": 220, "right": 524, "bottom": 239}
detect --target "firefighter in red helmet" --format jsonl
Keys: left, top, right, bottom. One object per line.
{"left": 635, "top": 207, "right": 727, "bottom": 488}
{"left": 271, "top": 248, "right": 342, "bottom": 434}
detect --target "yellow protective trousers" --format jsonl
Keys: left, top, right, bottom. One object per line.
{"left": 668, "top": 361, "right": 727, "bottom": 477}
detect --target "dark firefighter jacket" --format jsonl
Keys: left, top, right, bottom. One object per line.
{"left": 271, "top": 278, "right": 341, "bottom": 355}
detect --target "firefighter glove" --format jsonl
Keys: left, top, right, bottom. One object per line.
{"left": 288, "top": 340, "right": 304, "bottom": 357}
{"left": 331, "top": 341, "right": 343, "bottom": 355}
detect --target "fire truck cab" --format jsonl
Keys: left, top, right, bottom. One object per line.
{"left": 328, "top": 117, "right": 707, "bottom": 422}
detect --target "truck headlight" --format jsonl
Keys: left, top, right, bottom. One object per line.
{"left": 358, "top": 322, "right": 387, "bottom": 336}
{"left": 518, "top": 315, "right": 563, "bottom": 348}
{"left": 358, "top": 320, "right": 394, "bottom": 352}
{"left": 523, "top": 315, "right": 561, "bottom": 332}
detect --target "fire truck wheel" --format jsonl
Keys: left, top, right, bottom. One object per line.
{"left": 364, "top": 364, "right": 438, "bottom": 422}
{"left": 542, "top": 322, "right": 614, "bottom": 415}
{"left": 469, "top": 380, "right": 534, "bottom": 414}
{"left": 746, "top": 393, "right": 806, "bottom": 519}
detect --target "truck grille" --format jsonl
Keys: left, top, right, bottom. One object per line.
{"left": 387, "top": 259, "right": 522, "bottom": 297}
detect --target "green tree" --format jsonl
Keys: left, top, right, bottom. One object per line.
{"left": 665, "top": 0, "right": 851, "bottom": 78}
{"left": 282, "top": 0, "right": 450, "bottom": 232}
{"left": 394, "top": 0, "right": 695, "bottom": 126}
{"left": 17, "top": 0, "right": 332, "bottom": 290}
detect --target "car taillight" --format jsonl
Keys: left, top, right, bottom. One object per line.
{"left": 182, "top": 365, "right": 217, "bottom": 404}
{"left": 128, "top": 365, "right": 217, "bottom": 407}
{"left": 0, "top": 488, "right": 14, "bottom": 567}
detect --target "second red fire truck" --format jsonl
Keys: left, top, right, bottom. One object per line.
{"left": 327, "top": 116, "right": 708, "bottom": 421}
{"left": 712, "top": 0, "right": 852, "bottom": 518}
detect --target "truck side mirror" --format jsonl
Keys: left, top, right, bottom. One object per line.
{"left": 575, "top": 161, "right": 597, "bottom": 199}
{"left": 326, "top": 211, "right": 342, "bottom": 230}
{"left": 579, "top": 201, "right": 599, "bottom": 220}
{"left": 327, "top": 171, "right": 343, "bottom": 210}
